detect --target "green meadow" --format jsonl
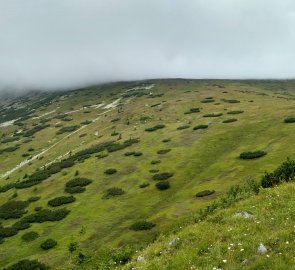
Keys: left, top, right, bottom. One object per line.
{"left": 0, "top": 79, "right": 294, "bottom": 269}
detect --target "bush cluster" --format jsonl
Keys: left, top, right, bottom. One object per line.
{"left": 155, "top": 181, "right": 170, "bottom": 190}
{"left": 222, "top": 118, "right": 237, "bottom": 123}
{"left": 157, "top": 149, "right": 171, "bottom": 154}
{"left": 151, "top": 160, "right": 161, "bottom": 165}
{"left": 227, "top": 110, "right": 244, "bottom": 115}
{"left": 193, "top": 124, "right": 208, "bottom": 130}
{"left": 203, "top": 113, "right": 223, "bottom": 117}
{"left": 0, "top": 140, "right": 140, "bottom": 193}
{"left": 0, "top": 208, "right": 70, "bottom": 241}
{"left": 0, "top": 200, "right": 30, "bottom": 219}
{"left": 103, "top": 187, "right": 125, "bottom": 199}
{"left": 111, "top": 118, "right": 120, "bottom": 122}
{"left": 48, "top": 196, "right": 76, "bottom": 207}
{"left": 150, "top": 103, "right": 161, "bottom": 108}
{"left": 139, "top": 183, "right": 150, "bottom": 188}
{"left": 56, "top": 125, "right": 80, "bottom": 135}
{"left": 27, "top": 196, "right": 41, "bottom": 202}
{"left": 153, "top": 172, "right": 173, "bottom": 181}
{"left": 130, "top": 220, "right": 155, "bottom": 231}
{"left": 284, "top": 117, "right": 295, "bottom": 123}
{"left": 261, "top": 158, "right": 295, "bottom": 188}
{"left": 104, "top": 168, "right": 117, "bottom": 175}
{"left": 149, "top": 169, "right": 159, "bottom": 173}
{"left": 80, "top": 120, "right": 92, "bottom": 125}
{"left": 22, "top": 124, "right": 50, "bottom": 137}
{"left": 19, "top": 208, "right": 70, "bottom": 224}
{"left": 1, "top": 137, "right": 19, "bottom": 144}
{"left": 195, "top": 190, "right": 215, "bottom": 197}
{"left": 40, "top": 238, "right": 57, "bottom": 250}
{"left": 0, "top": 146, "right": 19, "bottom": 155}
{"left": 65, "top": 178, "right": 92, "bottom": 194}
{"left": 0, "top": 225, "right": 18, "bottom": 239}
{"left": 21, "top": 231, "right": 39, "bottom": 242}
{"left": 145, "top": 124, "right": 165, "bottom": 132}
{"left": 184, "top": 108, "right": 200, "bottom": 114}
{"left": 239, "top": 151, "right": 267, "bottom": 160}
{"left": 222, "top": 99, "right": 240, "bottom": 103}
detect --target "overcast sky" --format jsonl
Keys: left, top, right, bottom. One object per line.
{"left": 1, "top": 0, "right": 295, "bottom": 93}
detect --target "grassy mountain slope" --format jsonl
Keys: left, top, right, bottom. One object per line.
{"left": 0, "top": 79, "right": 294, "bottom": 269}
{"left": 122, "top": 181, "right": 295, "bottom": 270}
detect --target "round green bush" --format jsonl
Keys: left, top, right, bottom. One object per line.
{"left": 157, "top": 149, "right": 171, "bottom": 154}
{"left": 103, "top": 187, "right": 125, "bottom": 199}
{"left": 155, "top": 181, "right": 170, "bottom": 190}
{"left": 104, "top": 168, "right": 117, "bottom": 175}
{"left": 65, "top": 186, "right": 85, "bottom": 194}
{"left": 130, "top": 220, "right": 156, "bottom": 231}
{"left": 193, "top": 124, "right": 208, "bottom": 130}
{"left": 152, "top": 172, "right": 173, "bottom": 181}
{"left": 124, "top": 151, "right": 135, "bottom": 156}
{"left": 21, "top": 231, "right": 39, "bottom": 242}
{"left": 139, "top": 182, "right": 150, "bottom": 188}
{"left": 195, "top": 190, "right": 215, "bottom": 197}
{"left": 203, "top": 113, "right": 223, "bottom": 117}
{"left": 284, "top": 117, "right": 295, "bottom": 123}
{"left": 239, "top": 151, "right": 267, "bottom": 160}
{"left": 65, "top": 177, "right": 92, "bottom": 194}
{"left": 65, "top": 178, "right": 92, "bottom": 188}
{"left": 184, "top": 108, "right": 200, "bottom": 114}
{"left": 227, "top": 110, "right": 244, "bottom": 115}
{"left": 145, "top": 124, "right": 165, "bottom": 132}
{"left": 149, "top": 169, "right": 159, "bottom": 173}
{"left": 40, "top": 238, "right": 57, "bottom": 250}
{"left": 48, "top": 196, "right": 76, "bottom": 207}
{"left": 151, "top": 160, "right": 161, "bottom": 165}
{"left": 222, "top": 118, "right": 237, "bottom": 123}
{"left": 27, "top": 196, "right": 41, "bottom": 202}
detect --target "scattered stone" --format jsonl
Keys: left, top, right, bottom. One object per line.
{"left": 168, "top": 237, "right": 180, "bottom": 247}
{"left": 257, "top": 243, "right": 267, "bottom": 254}
{"left": 137, "top": 255, "right": 145, "bottom": 262}
{"left": 234, "top": 211, "right": 253, "bottom": 219}
{"left": 241, "top": 259, "right": 249, "bottom": 265}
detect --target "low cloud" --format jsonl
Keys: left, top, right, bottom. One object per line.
{"left": 1, "top": 0, "right": 295, "bottom": 93}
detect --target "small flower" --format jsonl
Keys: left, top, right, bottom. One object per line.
{"left": 222, "top": 259, "right": 227, "bottom": 263}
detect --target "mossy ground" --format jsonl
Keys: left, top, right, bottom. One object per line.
{"left": 0, "top": 80, "right": 294, "bottom": 269}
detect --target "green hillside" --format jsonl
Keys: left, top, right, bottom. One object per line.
{"left": 122, "top": 176, "right": 295, "bottom": 270}
{"left": 0, "top": 79, "right": 294, "bottom": 269}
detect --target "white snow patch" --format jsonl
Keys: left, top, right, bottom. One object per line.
{"left": 103, "top": 98, "right": 122, "bottom": 109}
{"left": 0, "top": 119, "right": 20, "bottom": 128}
{"left": 32, "top": 109, "right": 57, "bottom": 119}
